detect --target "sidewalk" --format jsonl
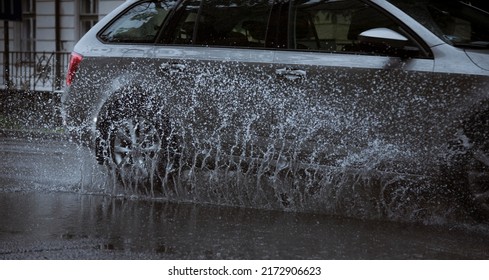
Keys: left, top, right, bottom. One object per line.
{"left": 0, "top": 127, "right": 67, "bottom": 141}
{"left": 0, "top": 89, "right": 63, "bottom": 134}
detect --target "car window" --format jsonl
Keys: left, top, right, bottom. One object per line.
{"left": 164, "top": 0, "right": 273, "bottom": 48}
{"left": 289, "top": 0, "right": 419, "bottom": 56}
{"left": 387, "top": 0, "right": 489, "bottom": 49}
{"left": 99, "top": 0, "right": 177, "bottom": 43}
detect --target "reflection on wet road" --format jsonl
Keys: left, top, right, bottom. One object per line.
{"left": 0, "top": 135, "right": 106, "bottom": 192}
{"left": 1, "top": 135, "right": 489, "bottom": 259}
{"left": 2, "top": 191, "right": 489, "bottom": 259}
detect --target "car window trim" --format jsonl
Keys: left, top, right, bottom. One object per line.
{"left": 154, "top": 0, "right": 186, "bottom": 44}
{"left": 105, "top": 0, "right": 434, "bottom": 59}
{"left": 362, "top": 0, "right": 433, "bottom": 58}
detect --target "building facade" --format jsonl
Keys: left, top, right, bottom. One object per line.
{"left": 1, "top": 0, "right": 125, "bottom": 91}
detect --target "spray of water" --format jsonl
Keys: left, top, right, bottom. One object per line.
{"left": 61, "top": 61, "right": 489, "bottom": 225}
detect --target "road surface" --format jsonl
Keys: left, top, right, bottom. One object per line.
{"left": 1, "top": 133, "right": 488, "bottom": 259}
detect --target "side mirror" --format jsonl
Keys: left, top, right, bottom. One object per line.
{"left": 358, "top": 28, "right": 409, "bottom": 49}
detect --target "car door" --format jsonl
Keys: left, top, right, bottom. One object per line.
{"left": 269, "top": 0, "right": 444, "bottom": 175}
{"left": 154, "top": 0, "right": 287, "bottom": 169}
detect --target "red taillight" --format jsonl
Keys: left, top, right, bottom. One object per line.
{"left": 66, "top": 52, "right": 83, "bottom": 86}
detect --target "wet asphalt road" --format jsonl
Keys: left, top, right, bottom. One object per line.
{"left": 1, "top": 133, "right": 489, "bottom": 259}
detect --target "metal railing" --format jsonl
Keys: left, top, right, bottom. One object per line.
{"left": 1, "top": 51, "right": 70, "bottom": 92}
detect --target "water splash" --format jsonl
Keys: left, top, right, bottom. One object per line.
{"left": 61, "top": 60, "right": 489, "bottom": 225}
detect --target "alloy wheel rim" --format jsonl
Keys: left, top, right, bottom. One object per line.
{"left": 112, "top": 117, "right": 162, "bottom": 178}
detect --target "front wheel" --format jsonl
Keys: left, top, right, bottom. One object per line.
{"left": 446, "top": 128, "right": 489, "bottom": 221}
{"left": 465, "top": 148, "right": 489, "bottom": 219}
{"left": 112, "top": 116, "right": 163, "bottom": 178}
{"left": 96, "top": 110, "right": 176, "bottom": 195}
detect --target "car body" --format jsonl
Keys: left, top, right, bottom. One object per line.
{"left": 62, "top": 0, "right": 489, "bottom": 218}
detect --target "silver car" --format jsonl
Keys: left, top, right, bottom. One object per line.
{"left": 62, "top": 0, "right": 489, "bottom": 220}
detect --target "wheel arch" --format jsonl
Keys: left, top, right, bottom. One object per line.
{"left": 93, "top": 83, "right": 173, "bottom": 165}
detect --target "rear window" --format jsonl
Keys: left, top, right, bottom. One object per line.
{"left": 99, "top": 0, "right": 177, "bottom": 43}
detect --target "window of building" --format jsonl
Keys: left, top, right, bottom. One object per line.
{"left": 80, "top": 0, "right": 99, "bottom": 38}
{"left": 21, "top": 0, "right": 36, "bottom": 52}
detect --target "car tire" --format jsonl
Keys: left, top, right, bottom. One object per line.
{"left": 95, "top": 104, "right": 177, "bottom": 195}
{"left": 447, "top": 112, "right": 489, "bottom": 221}
{"left": 461, "top": 108, "right": 489, "bottom": 221}
{"left": 465, "top": 148, "right": 489, "bottom": 218}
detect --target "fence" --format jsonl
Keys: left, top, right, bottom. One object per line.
{"left": 1, "top": 51, "right": 71, "bottom": 92}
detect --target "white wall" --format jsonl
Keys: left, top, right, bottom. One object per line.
{"left": 0, "top": 0, "right": 125, "bottom": 89}
{"left": 37, "top": 0, "right": 56, "bottom": 52}
{"left": 100, "top": 0, "right": 126, "bottom": 18}
{"left": 0, "top": 0, "right": 125, "bottom": 53}
{"left": 61, "top": 0, "right": 76, "bottom": 51}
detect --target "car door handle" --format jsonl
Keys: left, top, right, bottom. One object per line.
{"left": 276, "top": 68, "right": 307, "bottom": 80}
{"left": 159, "top": 62, "right": 186, "bottom": 73}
